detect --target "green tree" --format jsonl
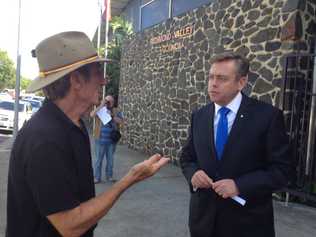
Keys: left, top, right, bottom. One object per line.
{"left": 0, "top": 49, "right": 15, "bottom": 90}
{"left": 7, "top": 75, "right": 32, "bottom": 90}
{"left": 20, "top": 77, "right": 32, "bottom": 90}
{"left": 110, "top": 16, "right": 133, "bottom": 47}
{"left": 101, "top": 16, "right": 133, "bottom": 103}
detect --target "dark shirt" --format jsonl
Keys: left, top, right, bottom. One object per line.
{"left": 6, "top": 100, "right": 95, "bottom": 237}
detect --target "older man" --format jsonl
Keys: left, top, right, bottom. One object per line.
{"left": 6, "top": 31, "right": 169, "bottom": 237}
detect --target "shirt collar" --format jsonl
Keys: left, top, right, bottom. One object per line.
{"left": 43, "top": 99, "right": 86, "bottom": 131}
{"left": 214, "top": 92, "right": 242, "bottom": 116}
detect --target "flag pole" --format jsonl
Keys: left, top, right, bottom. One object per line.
{"left": 13, "top": 0, "right": 22, "bottom": 139}
{"left": 93, "top": 0, "right": 103, "bottom": 138}
{"left": 103, "top": 0, "right": 110, "bottom": 98}
{"left": 97, "top": 0, "right": 102, "bottom": 56}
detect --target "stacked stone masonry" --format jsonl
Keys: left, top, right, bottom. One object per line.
{"left": 119, "top": 0, "right": 316, "bottom": 163}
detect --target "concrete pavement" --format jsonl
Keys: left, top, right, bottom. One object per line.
{"left": 1, "top": 138, "right": 316, "bottom": 237}
{"left": 0, "top": 134, "right": 12, "bottom": 237}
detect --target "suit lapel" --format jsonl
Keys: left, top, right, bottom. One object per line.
{"left": 206, "top": 103, "right": 217, "bottom": 160}
{"left": 220, "top": 95, "right": 252, "bottom": 163}
{"left": 200, "top": 103, "right": 219, "bottom": 174}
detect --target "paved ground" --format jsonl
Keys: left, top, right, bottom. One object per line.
{"left": 1, "top": 135, "right": 316, "bottom": 237}
{"left": 0, "top": 132, "right": 11, "bottom": 145}
{"left": 0, "top": 133, "right": 12, "bottom": 236}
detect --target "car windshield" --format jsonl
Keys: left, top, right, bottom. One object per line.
{"left": 0, "top": 101, "right": 24, "bottom": 112}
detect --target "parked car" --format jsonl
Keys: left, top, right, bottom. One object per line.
{"left": 32, "top": 96, "right": 44, "bottom": 102}
{"left": 21, "top": 99, "right": 42, "bottom": 114}
{"left": 0, "top": 100, "right": 32, "bottom": 131}
{"left": 22, "top": 95, "right": 44, "bottom": 102}
{"left": 0, "top": 92, "right": 12, "bottom": 101}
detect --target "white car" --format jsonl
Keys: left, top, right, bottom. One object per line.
{"left": 0, "top": 100, "right": 32, "bottom": 131}
{"left": 21, "top": 99, "right": 42, "bottom": 115}
{"left": 0, "top": 92, "right": 12, "bottom": 101}
{"left": 22, "top": 95, "right": 44, "bottom": 103}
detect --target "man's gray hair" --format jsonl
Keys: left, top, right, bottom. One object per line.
{"left": 43, "top": 63, "right": 98, "bottom": 101}
{"left": 210, "top": 52, "right": 249, "bottom": 78}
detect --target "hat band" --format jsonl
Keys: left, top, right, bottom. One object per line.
{"left": 39, "top": 55, "right": 99, "bottom": 78}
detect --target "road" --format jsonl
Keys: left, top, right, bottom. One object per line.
{"left": 0, "top": 132, "right": 11, "bottom": 145}
{"left": 0, "top": 131, "right": 11, "bottom": 237}
{"left": 0, "top": 138, "right": 316, "bottom": 237}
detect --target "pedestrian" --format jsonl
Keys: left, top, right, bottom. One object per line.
{"left": 6, "top": 31, "right": 169, "bottom": 237}
{"left": 180, "top": 52, "right": 291, "bottom": 237}
{"left": 90, "top": 95, "right": 124, "bottom": 183}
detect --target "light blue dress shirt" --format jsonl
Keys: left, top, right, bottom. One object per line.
{"left": 213, "top": 92, "right": 242, "bottom": 143}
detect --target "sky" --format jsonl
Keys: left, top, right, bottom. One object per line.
{"left": 0, "top": 0, "right": 102, "bottom": 80}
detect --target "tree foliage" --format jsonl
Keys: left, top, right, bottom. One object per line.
{"left": 6, "top": 76, "right": 32, "bottom": 91}
{"left": 0, "top": 49, "right": 32, "bottom": 91}
{"left": 20, "top": 77, "right": 32, "bottom": 90}
{"left": 102, "top": 16, "right": 133, "bottom": 103}
{"left": 0, "top": 49, "right": 15, "bottom": 90}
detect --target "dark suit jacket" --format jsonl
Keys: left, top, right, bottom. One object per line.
{"left": 180, "top": 95, "right": 291, "bottom": 237}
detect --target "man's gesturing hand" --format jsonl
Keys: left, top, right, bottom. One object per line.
{"left": 126, "top": 154, "right": 170, "bottom": 183}
{"left": 191, "top": 170, "right": 213, "bottom": 189}
{"left": 212, "top": 179, "right": 239, "bottom": 198}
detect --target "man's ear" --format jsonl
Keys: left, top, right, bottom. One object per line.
{"left": 239, "top": 75, "right": 248, "bottom": 90}
{"left": 69, "top": 71, "right": 84, "bottom": 90}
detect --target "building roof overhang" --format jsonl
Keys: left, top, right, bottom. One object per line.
{"left": 111, "top": 0, "right": 130, "bottom": 17}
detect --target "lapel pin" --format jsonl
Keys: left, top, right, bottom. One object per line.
{"left": 240, "top": 114, "right": 244, "bottom": 118}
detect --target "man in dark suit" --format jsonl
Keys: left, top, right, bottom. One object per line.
{"left": 180, "top": 52, "right": 291, "bottom": 237}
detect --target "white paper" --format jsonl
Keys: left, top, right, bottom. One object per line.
{"left": 96, "top": 107, "right": 112, "bottom": 125}
{"left": 231, "top": 195, "right": 246, "bottom": 206}
{"left": 192, "top": 187, "right": 246, "bottom": 206}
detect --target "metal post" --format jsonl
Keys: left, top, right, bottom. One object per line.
{"left": 13, "top": 0, "right": 22, "bottom": 139}
{"left": 103, "top": 1, "right": 110, "bottom": 98}
{"left": 93, "top": 0, "right": 104, "bottom": 137}
{"left": 168, "top": 0, "right": 172, "bottom": 18}
{"left": 139, "top": 3, "right": 142, "bottom": 31}
{"left": 97, "top": 0, "right": 102, "bottom": 55}
{"left": 305, "top": 53, "right": 316, "bottom": 175}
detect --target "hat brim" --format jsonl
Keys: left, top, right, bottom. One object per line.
{"left": 26, "top": 57, "right": 112, "bottom": 93}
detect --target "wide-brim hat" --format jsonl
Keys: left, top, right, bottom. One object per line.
{"left": 27, "top": 31, "right": 110, "bottom": 93}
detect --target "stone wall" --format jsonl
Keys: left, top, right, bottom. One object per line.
{"left": 119, "top": 0, "right": 315, "bottom": 163}
{"left": 281, "top": 0, "right": 315, "bottom": 121}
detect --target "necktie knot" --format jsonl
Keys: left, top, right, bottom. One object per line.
{"left": 219, "top": 107, "right": 230, "bottom": 117}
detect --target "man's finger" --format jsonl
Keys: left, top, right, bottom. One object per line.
{"left": 198, "top": 175, "right": 212, "bottom": 188}
{"left": 212, "top": 180, "right": 225, "bottom": 189}
{"left": 198, "top": 171, "right": 213, "bottom": 184}
{"left": 205, "top": 175, "right": 213, "bottom": 185}
{"left": 214, "top": 186, "right": 223, "bottom": 194}
{"left": 213, "top": 182, "right": 225, "bottom": 193}
{"left": 195, "top": 174, "right": 208, "bottom": 186}
{"left": 222, "top": 193, "right": 230, "bottom": 199}
{"left": 153, "top": 157, "right": 170, "bottom": 170}
{"left": 191, "top": 176, "right": 201, "bottom": 188}
{"left": 147, "top": 154, "right": 162, "bottom": 165}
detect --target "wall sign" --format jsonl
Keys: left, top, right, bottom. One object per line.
{"left": 150, "top": 26, "right": 193, "bottom": 52}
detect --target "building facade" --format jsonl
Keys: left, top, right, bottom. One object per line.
{"left": 118, "top": 0, "right": 315, "bottom": 158}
